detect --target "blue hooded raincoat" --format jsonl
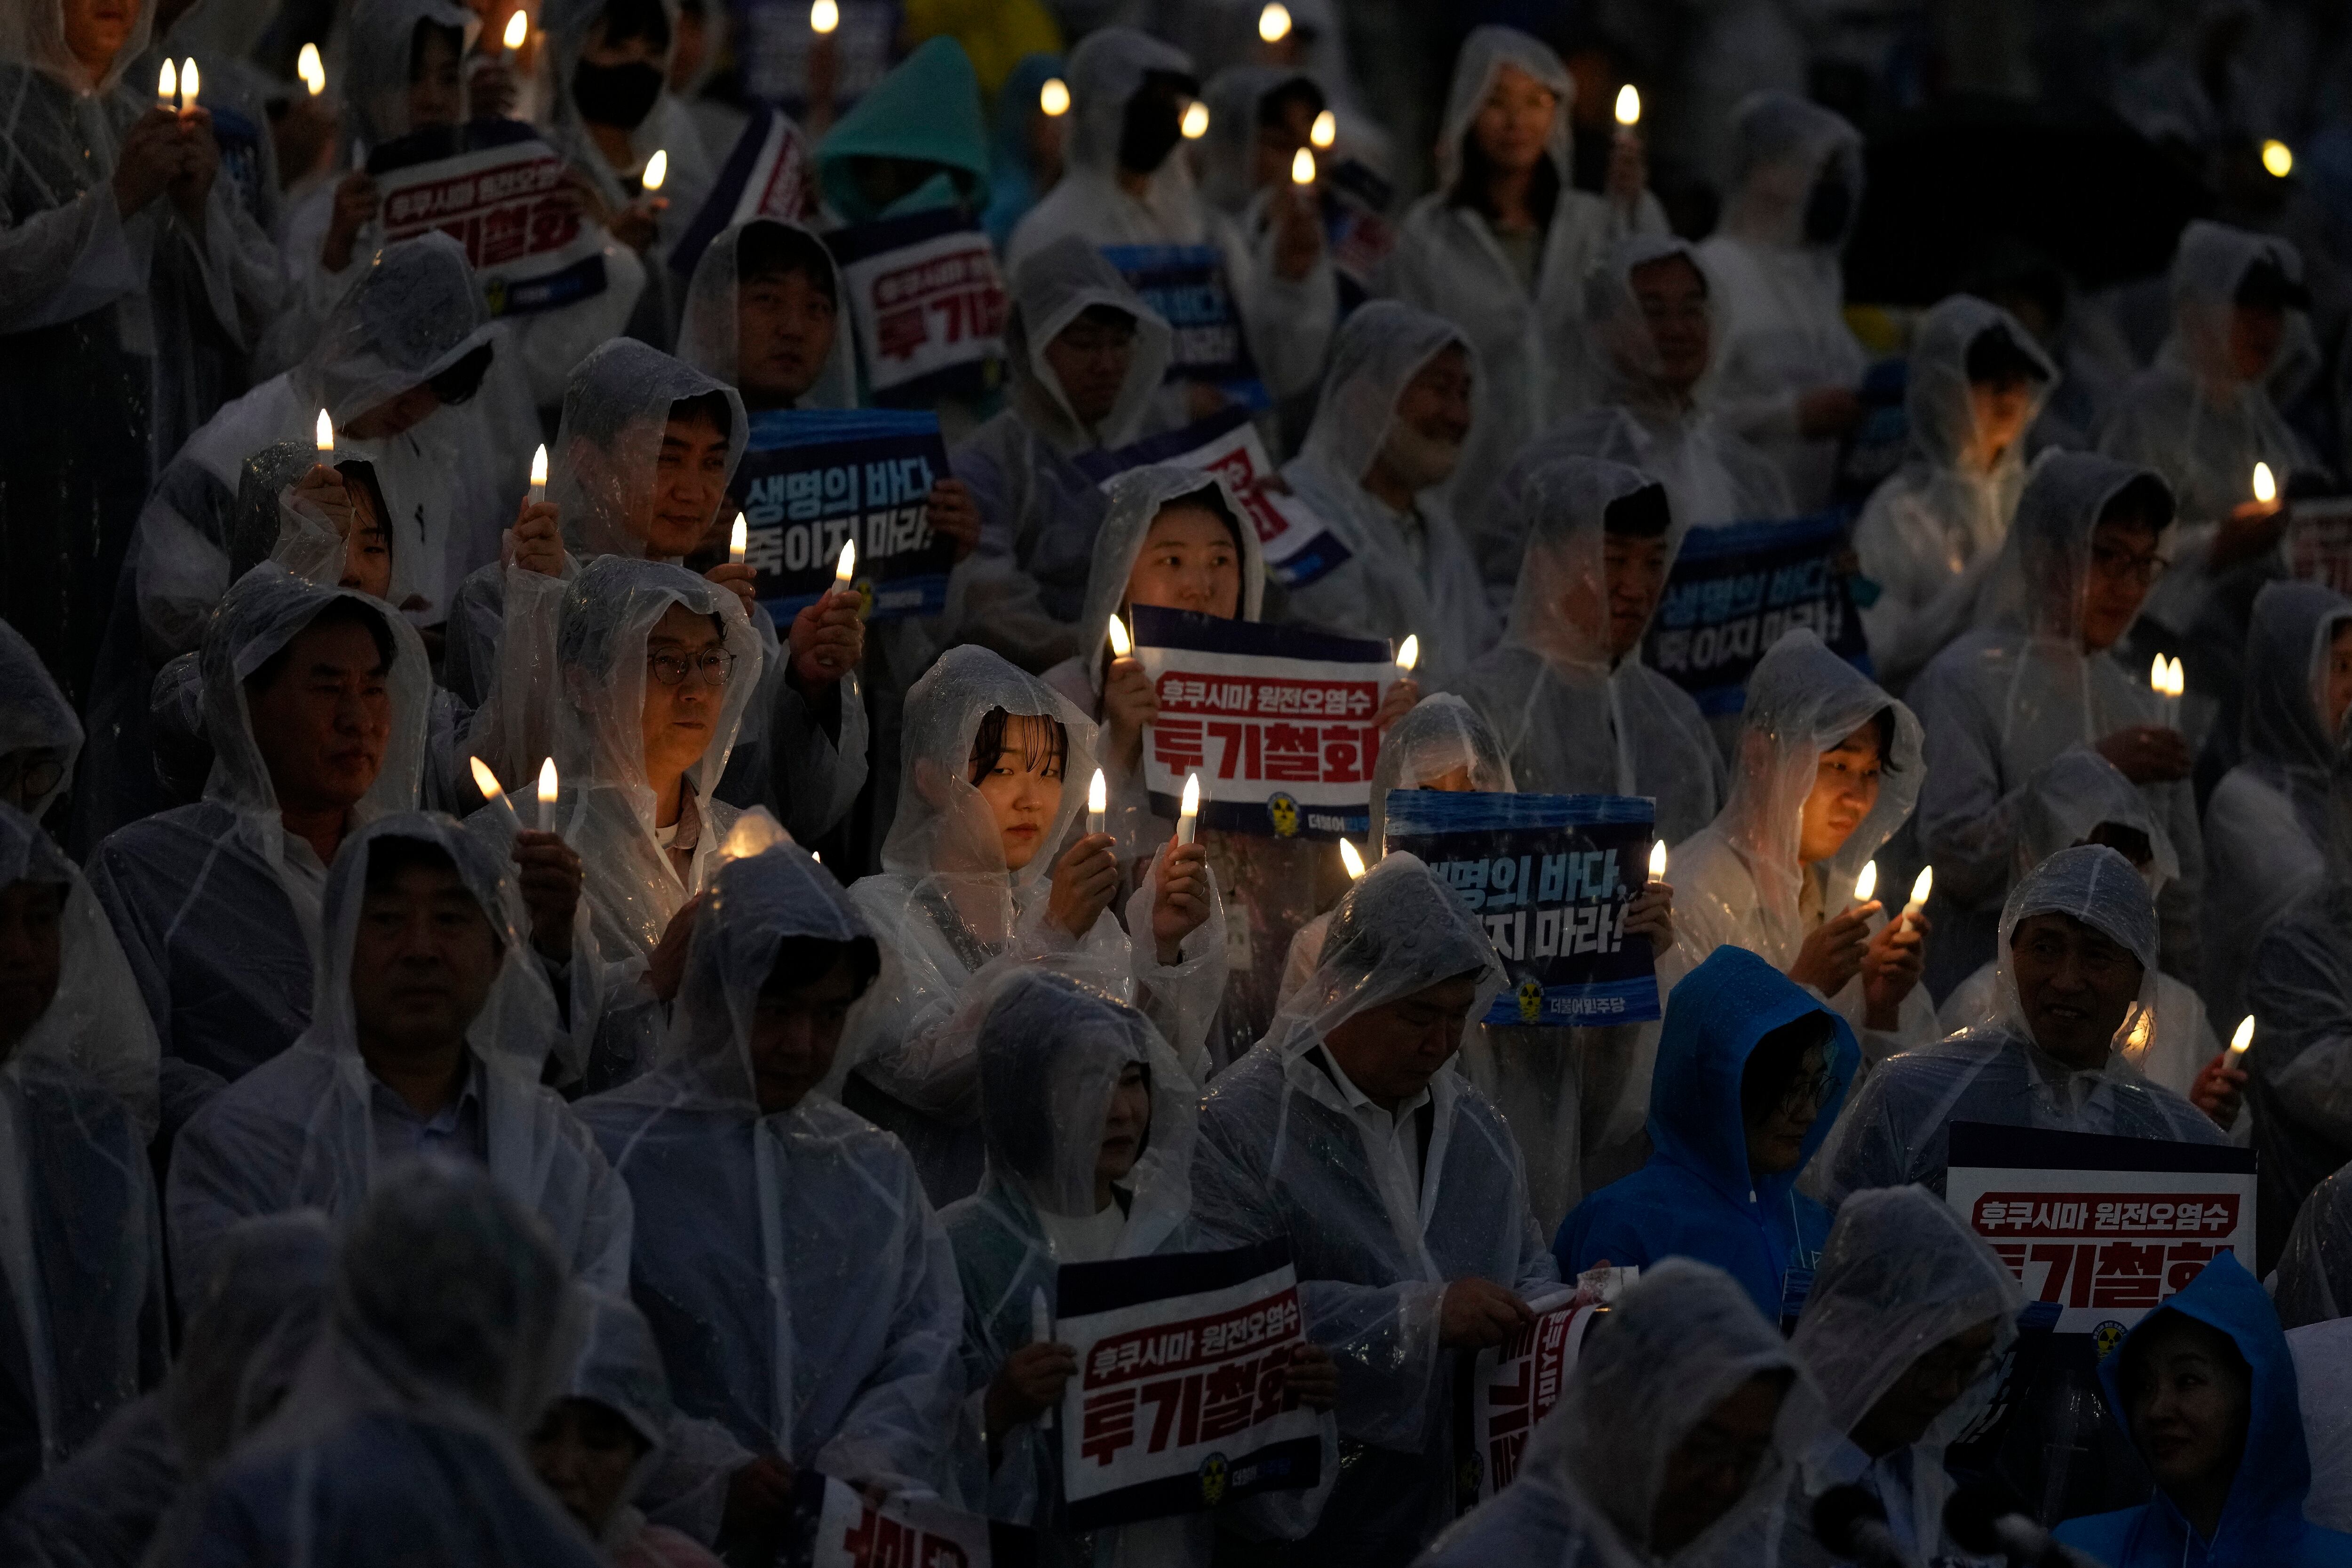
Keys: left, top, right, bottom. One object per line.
{"left": 1552, "top": 946, "right": 1859, "bottom": 1319}
{"left": 2057, "top": 1253, "right": 2352, "bottom": 1568}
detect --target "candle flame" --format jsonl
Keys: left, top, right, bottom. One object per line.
{"left": 729, "top": 512, "right": 747, "bottom": 565}
{"left": 468, "top": 756, "right": 506, "bottom": 801}
{"left": 1340, "top": 838, "right": 1367, "bottom": 878}
{"left": 2231, "top": 1014, "right": 2256, "bottom": 1055}
{"left": 2262, "top": 139, "right": 2294, "bottom": 178}
{"left": 1614, "top": 84, "right": 1640, "bottom": 126}
{"left": 641, "top": 148, "right": 667, "bottom": 192}
{"left": 1310, "top": 109, "right": 1335, "bottom": 149}
{"left": 529, "top": 443, "right": 548, "bottom": 489}
{"left": 2166, "top": 655, "right": 2185, "bottom": 700}
{"left": 1648, "top": 839, "right": 1667, "bottom": 880}
{"left": 834, "top": 538, "right": 857, "bottom": 583}
{"left": 1290, "top": 147, "right": 1315, "bottom": 185}
{"left": 1039, "top": 77, "right": 1069, "bottom": 116}
{"left": 1181, "top": 101, "right": 1209, "bottom": 140}
{"left": 1395, "top": 633, "right": 1419, "bottom": 673}
{"left": 2253, "top": 461, "right": 2276, "bottom": 504}
{"left": 181, "top": 58, "right": 198, "bottom": 110}
{"left": 158, "top": 58, "right": 175, "bottom": 105}
{"left": 1907, "top": 865, "right": 1933, "bottom": 908}
{"left": 1853, "top": 860, "right": 1877, "bottom": 905}
{"left": 1087, "top": 768, "right": 1107, "bottom": 815}
{"left": 297, "top": 42, "right": 324, "bottom": 94}
{"left": 1106, "top": 614, "right": 1131, "bottom": 659}
{"left": 1258, "top": 2, "right": 1291, "bottom": 41}
{"left": 809, "top": 0, "right": 838, "bottom": 32}
{"left": 315, "top": 408, "right": 334, "bottom": 452}
{"left": 503, "top": 8, "right": 528, "bottom": 48}
{"left": 536, "top": 756, "right": 559, "bottom": 805}
{"left": 1180, "top": 772, "right": 1200, "bottom": 817}
{"left": 2150, "top": 652, "right": 2169, "bottom": 694}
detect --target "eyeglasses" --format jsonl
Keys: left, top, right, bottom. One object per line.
{"left": 0, "top": 753, "right": 65, "bottom": 804}
{"left": 2088, "top": 542, "right": 2169, "bottom": 587}
{"left": 1776, "top": 1068, "right": 1837, "bottom": 1113}
{"left": 647, "top": 647, "right": 736, "bottom": 686}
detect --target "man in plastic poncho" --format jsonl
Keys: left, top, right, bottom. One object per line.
{"left": 1279, "top": 301, "right": 1495, "bottom": 687}
{"left": 2056, "top": 1253, "right": 2352, "bottom": 1568}
{"left": 166, "top": 814, "right": 632, "bottom": 1295}
{"left": 1190, "top": 852, "right": 1559, "bottom": 1566}
{"left": 0, "top": 803, "right": 169, "bottom": 1508}
{"left": 1417, "top": 1258, "right": 1816, "bottom": 1567}
{"left": 1850, "top": 294, "right": 2056, "bottom": 693}
{"left": 1909, "top": 451, "right": 2204, "bottom": 999}
{"left": 1817, "top": 844, "right": 2225, "bottom": 1206}
{"left": 576, "top": 831, "right": 964, "bottom": 1564}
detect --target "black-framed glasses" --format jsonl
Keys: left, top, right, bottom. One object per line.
{"left": 1777, "top": 1068, "right": 1837, "bottom": 1113}
{"left": 647, "top": 647, "right": 736, "bottom": 687}
{"left": 2089, "top": 542, "right": 2168, "bottom": 587}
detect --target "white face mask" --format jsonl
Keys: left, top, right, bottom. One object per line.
{"left": 1377, "top": 419, "right": 1463, "bottom": 495}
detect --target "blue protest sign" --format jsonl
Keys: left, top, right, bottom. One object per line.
{"left": 1100, "top": 243, "right": 1268, "bottom": 410}
{"left": 1643, "top": 513, "right": 1872, "bottom": 715}
{"left": 733, "top": 408, "right": 952, "bottom": 622}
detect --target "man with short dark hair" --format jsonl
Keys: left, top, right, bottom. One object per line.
{"left": 166, "top": 815, "right": 630, "bottom": 1294}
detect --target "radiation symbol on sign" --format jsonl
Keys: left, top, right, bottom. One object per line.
{"left": 1198, "top": 1452, "right": 1230, "bottom": 1507}
{"left": 1516, "top": 977, "right": 1544, "bottom": 1024}
{"left": 2092, "top": 1320, "right": 2128, "bottom": 1360}
{"left": 1268, "top": 792, "right": 1300, "bottom": 838}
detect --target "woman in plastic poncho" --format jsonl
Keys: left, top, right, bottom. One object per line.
{"left": 1420, "top": 1258, "right": 1816, "bottom": 1568}
{"left": 1936, "top": 746, "right": 2242, "bottom": 1133}
{"left": 2202, "top": 581, "right": 2352, "bottom": 1030}
{"left": 1909, "top": 451, "right": 2202, "bottom": 1000}
{"left": 943, "top": 967, "right": 1338, "bottom": 1565}
{"left": 1692, "top": 92, "right": 1869, "bottom": 513}
{"left": 838, "top": 645, "right": 1224, "bottom": 1204}
{"left": 1849, "top": 295, "right": 2057, "bottom": 694}
{"left": 1664, "top": 628, "right": 1935, "bottom": 1075}
{"left": 1044, "top": 462, "right": 1413, "bottom": 1069}
{"left": 1379, "top": 26, "right": 1663, "bottom": 545}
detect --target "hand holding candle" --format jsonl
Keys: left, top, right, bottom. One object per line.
{"left": 536, "top": 756, "right": 558, "bottom": 833}
{"left": 1177, "top": 772, "right": 1200, "bottom": 845}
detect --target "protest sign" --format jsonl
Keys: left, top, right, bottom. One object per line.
{"left": 1643, "top": 512, "right": 1871, "bottom": 715}
{"left": 2287, "top": 499, "right": 2352, "bottom": 597}
{"left": 829, "top": 210, "right": 1007, "bottom": 407}
{"left": 1129, "top": 605, "right": 1391, "bottom": 841}
{"left": 1100, "top": 244, "right": 1267, "bottom": 409}
{"left": 373, "top": 126, "right": 606, "bottom": 317}
{"left": 792, "top": 1471, "right": 1034, "bottom": 1568}
{"left": 667, "top": 105, "right": 813, "bottom": 280}
{"left": 1945, "top": 1122, "right": 2257, "bottom": 1342}
{"left": 1073, "top": 407, "right": 1351, "bottom": 589}
{"left": 1383, "top": 790, "right": 1662, "bottom": 1027}
{"left": 1057, "top": 1238, "right": 1321, "bottom": 1531}
{"left": 1460, "top": 1291, "right": 1601, "bottom": 1504}
{"left": 735, "top": 409, "right": 953, "bottom": 622}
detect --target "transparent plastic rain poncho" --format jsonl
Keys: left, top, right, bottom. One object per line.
{"left": 946, "top": 235, "right": 1174, "bottom": 673}
{"left": 676, "top": 219, "right": 858, "bottom": 410}
{"left": 1744, "top": 1186, "right": 2025, "bottom": 1568}
{"left": 161, "top": 1158, "right": 603, "bottom": 1568}
{"left": 2242, "top": 722, "right": 2352, "bottom": 1267}
{"left": 1851, "top": 295, "right": 2057, "bottom": 692}
{"left": 1692, "top": 92, "right": 1869, "bottom": 512}
{"left": 842, "top": 645, "right": 1224, "bottom": 1201}
{"left": 553, "top": 1286, "right": 736, "bottom": 1564}
{"left": 1815, "top": 845, "right": 2225, "bottom": 1207}
{"left": 1003, "top": 27, "right": 1335, "bottom": 403}
{"left": 1041, "top": 463, "right": 1298, "bottom": 1071}
{"left": 0, "top": 618, "right": 80, "bottom": 825}
{"left": 2202, "top": 580, "right": 2352, "bottom": 1030}
{"left": 1907, "top": 450, "right": 2202, "bottom": 998}
{"left": 574, "top": 838, "right": 964, "bottom": 1492}
{"left": 1379, "top": 25, "right": 1665, "bottom": 538}
{"left": 2098, "top": 222, "right": 2312, "bottom": 530}
{"left": 85, "top": 567, "right": 431, "bottom": 1127}
{"left": 1541, "top": 234, "right": 1795, "bottom": 567}
{"left": 0, "top": 1210, "right": 334, "bottom": 1567}
{"left": 0, "top": 804, "right": 167, "bottom": 1502}
{"left": 165, "top": 812, "right": 633, "bottom": 1296}
{"left": 1189, "top": 852, "right": 1557, "bottom": 1557}
{"left": 1448, "top": 451, "right": 1724, "bottom": 842}
{"left": 1555, "top": 947, "right": 1859, "bottom": 1320}
{"left": 1664, "top": 628, "right": 1934, "bottom": 1059}
{"left": 940, "top": 967, "right": 1337, "bottom": 1559}
{"left": 1936, "top": 746, "right": 2222, "bottom": 1112}
{"left": 2293, "top": 1316, "right": 2352, "bottom": 1536}
{"left": 552, "top": 337, "right": 749, "bottom": 562}
{"left": 1420, "top": 1258, "right": 1814, "bottom": 1568}
{"left": 2278, "top": 1161, "right": 2352, "bottom": 1330}
{"left": 1278, "top": 301, "right": 1497, "bottom": 687}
